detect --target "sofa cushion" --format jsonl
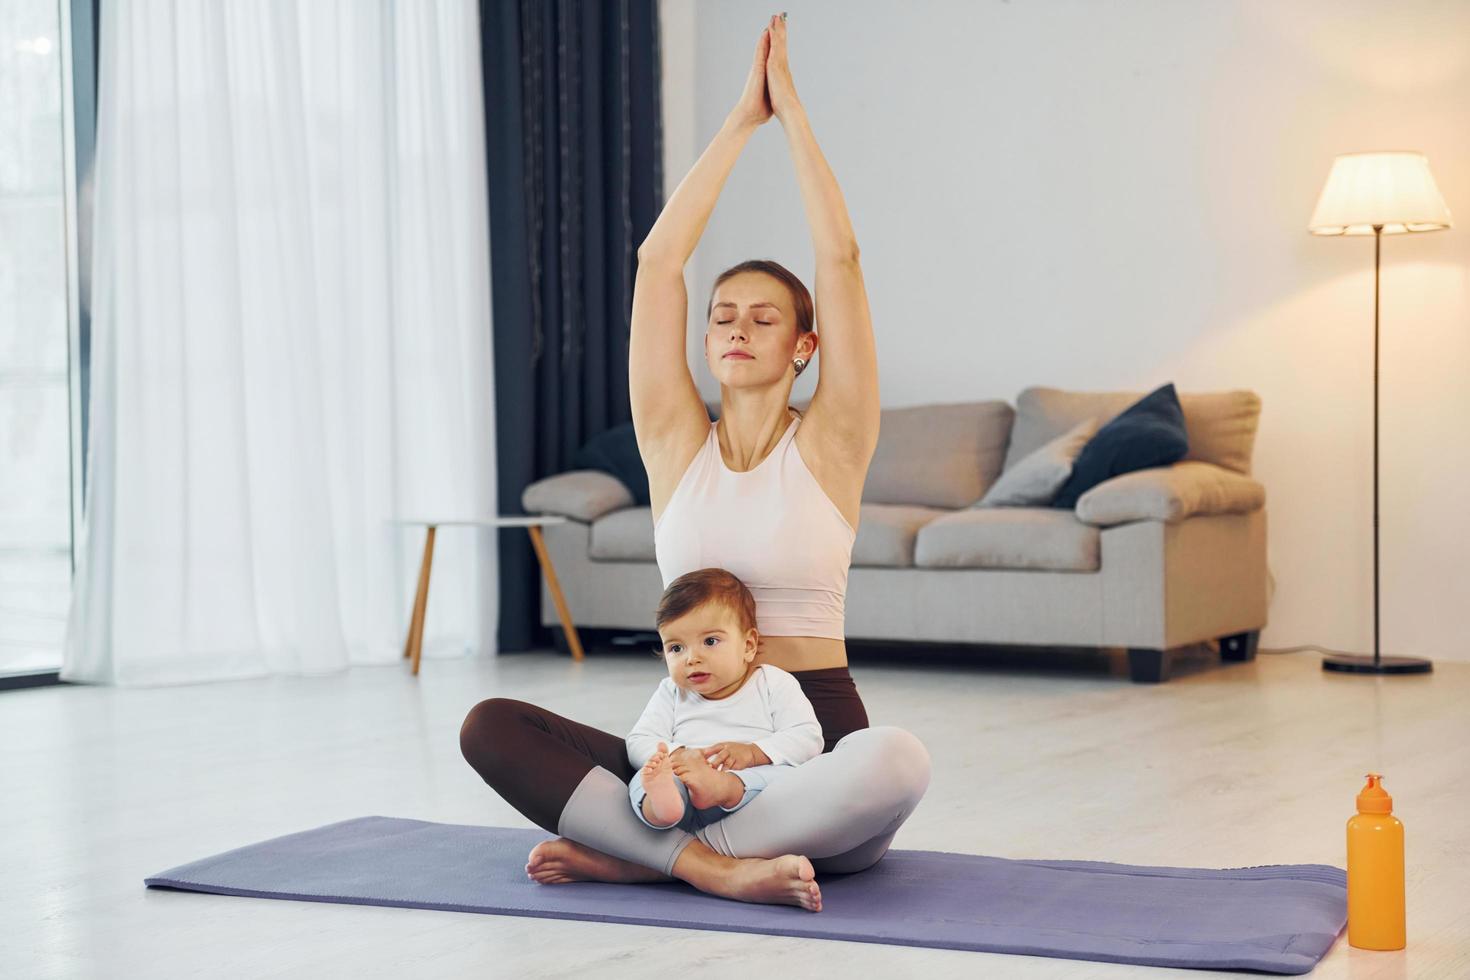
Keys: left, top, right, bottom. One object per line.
{"left": 851, "top": 504, "right": 950, "bottom": 567}
{"left": 574, "top": 421, "right": 650, "bottom": 505}
{"left": 914, "top": 508, "right": 1101, "bottom": 572}
{"left": 522, "top": 470, "right": 634, "bottom": 522}
{"left": 1004, "top": 386, "right": 1262, "bottom": 476}
{"left": 1051, "top": 384, "right": 1190, "bottom": 510}
{"left": 589, "top": 506, "right": 656, "bottom": 561}
{"left": 1075, "top": 461, "right": 1266, "bottom": 526}
{"left": 977, "top": 417, "right": 1098, "bottom": 508}
{"left": 863, "top": 401, "right": 1015, "bottom": 509}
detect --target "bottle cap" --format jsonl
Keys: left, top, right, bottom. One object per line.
{"left": 1356, "top": 773, "right": 1393, "bottom": 814}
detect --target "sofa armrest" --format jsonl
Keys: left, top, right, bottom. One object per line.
{"left": 1075, "top": 460, "right": 1265, "bottom": 527}
{"left": 521, "top": 470, "right": 634, "bottom": 522}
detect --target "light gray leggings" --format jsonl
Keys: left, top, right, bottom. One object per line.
{"left": 558, "top": 726, "right": 932, "bottom": 877}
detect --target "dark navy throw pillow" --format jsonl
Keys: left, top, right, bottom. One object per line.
{"left": 1050, "top": 383, "right": 1189, "bottom": 510}
{"left": 574, "top": 421, "right": 650, "bottom": 506}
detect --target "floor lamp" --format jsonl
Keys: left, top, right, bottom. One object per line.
{"left": 1308, "top": 151, "right": 1452, "bottom": 675}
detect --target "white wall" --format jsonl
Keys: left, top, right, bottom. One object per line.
{"left": 659, "top": 0, "right": 1470, "bottom": 664}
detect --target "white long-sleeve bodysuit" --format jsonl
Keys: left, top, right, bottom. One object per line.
{"left": 626, "top": 664, "right": 822, "bottom": 772}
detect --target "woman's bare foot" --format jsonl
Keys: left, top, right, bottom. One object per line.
{"left": 528, "top": 839, "right": 821, "bottom": 912}
{"left": 706, "top": 853, "right": 823, "bottom": 912}
{"left": 525, "top": 837, "right": 673, "bottom": 885}
{"left": 641, "top": 748, "right": 687, "bottom": 828}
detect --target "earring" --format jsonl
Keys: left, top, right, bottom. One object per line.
{"left": 793, "top": 357, "right": 807, "bottom": 374}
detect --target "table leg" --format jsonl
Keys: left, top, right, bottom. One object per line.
{"left": 404, "top": 525, "right": 437, "bottom": 676}
{"left": 527, "top": 524, "right": 584, "bottom": 662}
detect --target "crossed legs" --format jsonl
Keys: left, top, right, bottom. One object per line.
{"left": 460, "top": 696, "right": 930, "bottom": 910}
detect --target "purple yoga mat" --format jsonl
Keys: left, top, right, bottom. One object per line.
{"left": 144, "top": 816, "right": 1345, "bottom": 974}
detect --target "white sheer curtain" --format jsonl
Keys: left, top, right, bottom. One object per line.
{"left": 63, "top": 0, "right": 497, "bottom": 685}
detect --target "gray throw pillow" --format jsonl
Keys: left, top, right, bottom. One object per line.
{"left": 975, "top": 418, "right": 1098, "bottom": 508}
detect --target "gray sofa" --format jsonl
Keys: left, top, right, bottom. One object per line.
{"left": 521, "top": 386, "right": 1269, "bottom": 683}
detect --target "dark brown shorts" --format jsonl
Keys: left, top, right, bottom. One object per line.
{"left": 789, "top": 665, "right": 871, "bottom": 752}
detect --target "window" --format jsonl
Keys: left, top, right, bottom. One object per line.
{"left": 1, "top": 0, "right": 74, "bottom": 677}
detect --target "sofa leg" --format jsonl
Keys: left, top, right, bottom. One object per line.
{"left": 1127, "top": 648, "right": 1172, "bottom": 683}
{"left": 551, "top": 628, "right": 579, "bottom": 656}
{"left": 1220, "top": 630, "right": 1260, "bottom": 662}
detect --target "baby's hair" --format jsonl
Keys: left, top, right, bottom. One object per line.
{"left": 652, "top": 568, "right": 758, "bottom": 657}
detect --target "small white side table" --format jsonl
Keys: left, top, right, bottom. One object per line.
{"left": 389, "top": 516, "right": 584, "bottom": 674}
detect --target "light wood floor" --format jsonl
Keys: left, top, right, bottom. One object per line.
{"left": 3, "top": 643, "right": 1466, "bottom": 979}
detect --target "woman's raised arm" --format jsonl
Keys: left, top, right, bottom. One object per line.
{"left": 765, "top": 14, "right": 879, "bottom": 459}
{"left": 629, "top": 28, "right": 773, "bottom": 452}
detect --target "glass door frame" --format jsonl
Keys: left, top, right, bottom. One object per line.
{"left": 62, "top": 0, "right": 84, "bottom": 565}
{"left": 0, "top": 0, "right": 92, "bottom": 691}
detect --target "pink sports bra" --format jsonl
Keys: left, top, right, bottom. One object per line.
{"left": 653, "top": 412, "right": 857, "bottom": 640}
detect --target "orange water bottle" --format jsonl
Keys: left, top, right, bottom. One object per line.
{"left": 1346, "top": 773, "right": 1405, "bottom": 950}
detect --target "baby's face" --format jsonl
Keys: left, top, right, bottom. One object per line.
{"left": 659, "top": 602, "right": 758, "bottom": 700}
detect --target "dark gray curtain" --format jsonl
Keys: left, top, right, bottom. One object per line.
{"left": 480, "top": 0, "right": 664, "bottom": 651}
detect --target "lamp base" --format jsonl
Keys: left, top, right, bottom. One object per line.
{"left": 1322, "top": 653, "right": 1433, "bottom": 674}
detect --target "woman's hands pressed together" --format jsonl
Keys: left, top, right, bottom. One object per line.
{"left": 762, "top": 13, "right": 803, "bottom": 124}
{"left": 729, "top": 14, "right": 803, "bottom": 131}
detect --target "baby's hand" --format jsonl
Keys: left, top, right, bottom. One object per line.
{"left": 666, "top": 746, "right": 708, "bottom": 770}
{"left": 702, "top": 742, "right": 768, "bottom": 772}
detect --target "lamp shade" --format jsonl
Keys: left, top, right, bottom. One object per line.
{"left": 1308, "top": 151, "right": 1453, "bottom": 236}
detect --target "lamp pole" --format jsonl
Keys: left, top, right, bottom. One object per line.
{"left": 1373, "top": 224, "right": 1381, "bottom": 666}
{"left": 1322, "top": 224, "right": 1431, "bottom": 674}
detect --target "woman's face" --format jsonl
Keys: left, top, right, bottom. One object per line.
{"left": 704, "top": 272, "right": 813, "bottom": 387}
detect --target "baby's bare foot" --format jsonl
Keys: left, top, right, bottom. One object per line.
{"left": 677, "top": 758, "right": 745, "bottom": 811}
{"left": 525, "top": 838, "right": 672, "bottom": 885}
{"left": 642, "top": 752, "right": 686, "bottom": 827}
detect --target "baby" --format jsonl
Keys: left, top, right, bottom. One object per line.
{"left": 627, "top": 567, "right": 823, "bottom": 832}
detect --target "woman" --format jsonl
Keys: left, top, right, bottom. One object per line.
{"left": 460, "top": 14, "right": 930, "bottom": 913}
